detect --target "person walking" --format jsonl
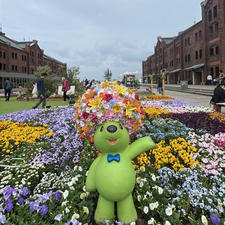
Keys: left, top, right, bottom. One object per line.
{"left": 32, "top": 73, "right": 47, "bottom": 109}
{"left": 157, "top": 78, "right": 163, "bottom": 95}
{"left": 4, "top": 79, "right": 13, "bottom": 101}
{"left": 62, "top": 77, "right": 70, "bottom": 101}
{"left": 207, "top": 74, "right": 212, "bottom": 85}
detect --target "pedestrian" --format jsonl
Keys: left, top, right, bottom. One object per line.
{"left": 32, "top": 73, "right": 47, "bottom": 109}
{"left": 207, "top": 74, "right": 212, "bottom": 85}
{"left": 219, "top": 70, "right": 225, "bottom": 84}
{"left": 211, "top": 81, "right": 225, "bottom": 112}
{"left": 62, "top": 77, "right": 70, "bottom": 101}
{"left": 18, "top": 84, "right": 23, "bottom": 97}
{"left": 4, "top": 79, "right": 13, "bottom": 101}
{"left": 157, "top": 78, "right": 163, "bottom": 95}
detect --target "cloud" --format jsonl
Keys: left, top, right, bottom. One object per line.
{"left": 0, "top": 0, "right": 203, "bottom": 80}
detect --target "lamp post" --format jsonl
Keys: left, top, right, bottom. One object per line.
{"left": 160, "top": 69, "right": 166, "bottom": 96}
{"left": 150, "top": 73, "right": 154, "bottom": 94}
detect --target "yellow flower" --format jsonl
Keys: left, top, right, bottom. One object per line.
{"left": 114, "top": 85, "right": 128, "bottom": 95}
{"left": 88, "top": 96, "right": 102, "bottom": 110}
{"left": 100, "top": 82, "right": 110, "bottom": 88}
{"left": 124, "top": 102, "right": 136, "bottom": 118}
{"left": 112, "top": 104, "right": 122, "bottom": 113}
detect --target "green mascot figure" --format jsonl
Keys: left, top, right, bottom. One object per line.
{"left": 75, "top": 81, "right": 156, "bottom": 224}
{"left": 86, "top": 121, "right": 156, "bottom": 224}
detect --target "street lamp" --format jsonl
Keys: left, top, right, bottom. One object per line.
{"left": 160, "top": 69, "right": 166, "bottom": 95}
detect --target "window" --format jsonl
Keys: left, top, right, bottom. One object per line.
{"left": 3, "top": 52, "right": 6, "bottom": 58}
{"left": 15, "top": 65, "right": 18, "bottom": 71}
{"left": 12, "top": 52, "right": 14, "bottom": 58}
{"left": 185, "top": 39, "right": 187, "bottom": 47}
{"left": 195, "top": 33, "right": 198, "bottom": 41}
{"left": 210, "top": 25, "right": 213, "bottom": 33}
{"left": 195, "top": 51, "right": 198, "bottom": 60}
{"left": 209, "top": 10, "right": 212, "bottom": 21}
{"left": 0, "top": 63, "right": 2, "bottom": 71}
{"left": 216, "top": 46, "right": 219, "bottom": 55}
{"left": 211, "top": 67, "right": 214, "bottom": 76}
{"left": 216, "top": 66, "right": 219, "bottom": 76}
{"left": 210, "top": 47, "right": 214, "bottom": 56}
{"left": 185, "top": 55, "right": 188, "bottom": 63}
{"left": 199, "top": 30, "right": 202, "bottom": 40}
{"left": 213, "top": 5, "right": 217, "bottom": 18}
{"left": 24, "top": 67, "right": 27, "bottom": 72}
{"left": 0, "top": 51, "right": 2, "bottom": 58}
{"left": 200, "top": 49, "right": 203, "bottom": 59}
{"left": 12, "top": 65, "right": 14, "bottom": 71}
{"left": 215, "top": 23, "right": 219, "bottom": 32}
{"left": 188, "top": 54, "right": 191, "bottom": 62}
{"left": 3, "top": 64, "right": 6, "bottom": 70}
{"left": 188, "top": 37, "right": 191, "bottom": 45}
{"left": 15, "top": 53, "right": 17, "bottom": 59}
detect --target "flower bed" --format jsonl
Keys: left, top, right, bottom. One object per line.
{"left": 0, "top": 96, "right": 224, "bottom": 225}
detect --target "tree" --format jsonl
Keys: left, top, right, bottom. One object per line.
{"left": 67, "top": 66, "right": 80, "bottom": 85}
{"left": 104, "top": 68, "right": 112, "bottom": 81}
{"left": 34, "top": 65, "right": 52, "bottom": 78}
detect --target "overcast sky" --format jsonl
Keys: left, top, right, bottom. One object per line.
{"left": 0, "top": 0, "right": 203, "bottom": 81}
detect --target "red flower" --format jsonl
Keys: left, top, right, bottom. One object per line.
{"left": 82, "top": 112, "right": 89, "bottom": 119}
{"left": 135, "top": 93, "right": 140, "bottom": 100}
{"left": 103, "top": 94, "right": 113, "bottom": 102}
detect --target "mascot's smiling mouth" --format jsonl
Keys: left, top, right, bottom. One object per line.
{"left": 109, "top": 139, "right": 117, "bottom": 144}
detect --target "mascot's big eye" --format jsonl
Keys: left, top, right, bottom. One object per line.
{"left": 119, "top": 124, "right": 123, "bottom": 130}
{"left": 100, "top": 126, "right": 104, "bottom": 132}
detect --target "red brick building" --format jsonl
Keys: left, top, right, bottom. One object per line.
{"left": 142, "top": 0, "right": 225, "bottom": 85}
{"left": 0, "top": 31, "right": 67, "bottom": 89}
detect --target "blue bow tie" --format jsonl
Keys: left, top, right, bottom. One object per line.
{"left": 107, "top": 154, "right": 120, "bottom": 163}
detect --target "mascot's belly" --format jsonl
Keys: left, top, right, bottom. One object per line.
{"left": 95, "top": 155, "right": 135, "bottom": 202}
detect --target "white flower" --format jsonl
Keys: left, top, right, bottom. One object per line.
{"left": 80, "top": 193, "right": 87, "bottom": 200}
{"left": 83, "top": 186, "right": 86, "bottom": 192}
{"left": 165, "top": 221, "right": 171, "bottom": 225}
{"left": 136, "top": 177, "right": 141, "bottom": 184}
{"left": 151, "top": 174, "right": 156, "bottom": 181}
{"left": 148, "top": 218, "right": 155, "bottom": 224}
{"left": 63, "top": 190, "right": 69, "bottom": 199}
{"left": 143, "top": 206, "right": 149, "bottom": 214}
{"left": 149, "top": 202, "right": 158, "bottom": 210}
{"left": 61, "top": 201, "right": 68, "bottom": 206}
{"left": 65, "top": 207, "right": 70, "bottom": 213}
{"left": 83, "top": 206, "right": 89, "bottom": 214}
{"left": 72, "top": 213, "right": 80, "bottom": 219}
{"left": 139, "top": 182, "right": 144, "bottom": 188}
{"left": 137, "top": 195, "right": 142, "bottom": 202}
{"left": 165, "top": 207, "right": 173, "bottom": 216}
{"left": 158, "top": 187, "right": 163, "bottom": 194}
{"left": 130, "top": 222, "right": 136, "bottom": 225}
{"left": 140, "top": 166, "right": 145, "bottom": 172}
{"left": 201, "top": 215, "right": 208, "bottom": 225}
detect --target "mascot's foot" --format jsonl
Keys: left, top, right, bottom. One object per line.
{"left": 95, "top": 195, "right": 114, "bottom": 224}
{"left": 117, "top": 194, "right": 137, "bottom": 224}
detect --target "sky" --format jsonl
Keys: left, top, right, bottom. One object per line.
{"left": 0, "top": 0, "right": 203, "bottom": 81}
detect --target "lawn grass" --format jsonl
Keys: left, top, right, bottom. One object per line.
{"left": 0, "top": 97, "right": 69, "bottom": 115}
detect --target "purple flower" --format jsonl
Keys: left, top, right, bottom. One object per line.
{"left": 55, "top": 191, "right": 61, "bottom": 201}
{"left": 64, "top": 219, "right": 78, "bottom": 225}
{"left": 4, "top": 187, "right": 15, "bottom": 199}
{"left": 39, "top": 205, "right": 48, "bottom": 216}
{"left": 21, "top": 187, "right": 29, "bottom": 197}
{"left": 18, "top": 198, "right": 25, "bottom": 205}
{"left": 5, "top": 200, "right": 13, "bottom": 212}
{"left": 0, "top": 212, "right": 6, "bottom": 224}
{"left": 210, "top": 214, "right": 220, "bottom": 225}
{"left": 54, "top": 213, "right": 62, "bottom": 221}
{"left": 29, "top": 201, "right": 38, "bottom": 212}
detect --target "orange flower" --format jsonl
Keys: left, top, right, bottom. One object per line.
{"left": 82, "top": 126, "right": 89, "bottom": 133}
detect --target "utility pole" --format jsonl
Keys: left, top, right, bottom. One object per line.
{"left": 161, "top": 69, "right": 166, "bottom": 95}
